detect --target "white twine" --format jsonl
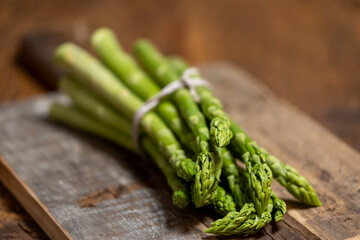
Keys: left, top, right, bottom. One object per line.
{"left": 131, "top": 67, "right": 210, "bottom": 152}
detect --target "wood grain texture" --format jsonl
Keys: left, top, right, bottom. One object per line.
{"left": 0, "top": 63, "right": 359, "bottom": 239}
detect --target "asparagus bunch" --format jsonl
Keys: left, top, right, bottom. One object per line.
{"left": 49, "top": 27, "right": 321, "bottom": 236}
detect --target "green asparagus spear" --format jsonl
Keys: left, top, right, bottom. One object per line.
{"left": 59, "top": 76, "right": 132, "bottom": 137}
{"left": 50, "top": 102, "right": 191, "bottom": 208}
{"left": 230, "top": 121, "right": 321, "bottom": 206}
{"left": 266, "top": 153, "right": 321, "bottom": 206}
{"left": 54, "top": 43, "right": 194, "bottom": 181}
{"left": 91, "top": 28, "right": 195, "bottom": 152}
{"left": 49, "top": 103, "right": 135, "bottom": 151}
{"left": 168, "top": 56, "right": 233, "bottom": 148}
{"left": 211, "top": 186, "right": 237, "bottom": 216}
{"left": 134, "top": 39, "right": 219, "bottom": 207}
{"left": 204, "top": 203, "right": 256, "bottom": 235}
{"left": 205, "top": 198, "right": 273, "bottom": 235}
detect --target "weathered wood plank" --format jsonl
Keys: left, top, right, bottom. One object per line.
{"left": 0, "top": 63, "right": 359, "bottom": 239}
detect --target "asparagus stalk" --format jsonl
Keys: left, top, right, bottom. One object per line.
{"left": 168, "top": 56, "right": 233, "bottom": 148}
{"left": 54, "top": 43, "right": 195, "bottom": 181}
{"left": 50, "top": 102, "right": 191, "bottom": 208}
{"left": 134, "top": 39, "right": 219, "bottom": 207}
{"left": 230, "top": 121, "right": 321, "bottom": 206}
{"left": 91, "top": 28, "right": 195, "bottom": 152}
{"left": 266, "top": 153, "right": 321, "bottom": 206}
{"left": 59, "top": 76, "right": 131, "bottom": 137}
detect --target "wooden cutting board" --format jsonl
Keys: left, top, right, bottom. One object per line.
{"left": 0, "top": 63, "right": 359, "bottom": 240}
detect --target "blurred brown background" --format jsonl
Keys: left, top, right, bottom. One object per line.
{"left": 1, "top": 0, "right": 360, "bottom": 238}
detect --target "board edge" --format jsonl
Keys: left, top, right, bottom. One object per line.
{"left": 0, "top": 155, "right": 73, "bottom": 240}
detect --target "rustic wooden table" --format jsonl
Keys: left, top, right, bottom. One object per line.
{"left": 1, "top": 0, "right": 359, "bottom": 239}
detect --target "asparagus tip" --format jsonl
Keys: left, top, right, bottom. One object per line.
{"left": 91, "top": 27, "right": 117, "bottom": 50}
{"left": 172, "top": 190, "right": 191, "bottom": 208}
{"left": 54, "top": 42, "right": 76, "bottom": 65}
